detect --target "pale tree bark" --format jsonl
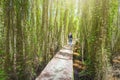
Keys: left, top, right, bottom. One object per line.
{"left": 4, "top": 0, "right": 11, "bottom": 79}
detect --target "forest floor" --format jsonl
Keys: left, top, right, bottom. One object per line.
{"left": 111, "top": 54, "right": 120, "bottom": 80}
{"left": 107, "top": 54, "right": 120, "bottom": 80}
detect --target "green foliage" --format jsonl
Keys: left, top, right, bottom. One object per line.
{"left": 77, "top": 0, "right": 119, "bottom": 79}
{"left": 0, "top": 0, "right": 120, "bottom": 80}
{"left": 0, "top": 70, "right": 6, "bottom": 80}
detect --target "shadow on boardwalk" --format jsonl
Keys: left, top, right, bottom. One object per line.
{"left": 36, "top": 45, "right": 73, "bottom": 80}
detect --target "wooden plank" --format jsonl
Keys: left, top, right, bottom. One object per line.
{"left": 36, "top": 46, "right": 73, "bottom": 80}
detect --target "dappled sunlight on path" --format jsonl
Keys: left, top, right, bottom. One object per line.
{"left": 36, "top": 45, "right": 74, "bottom": 80}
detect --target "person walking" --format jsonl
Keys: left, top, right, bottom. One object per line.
{"left": 68, "top": 32, "right": 73, "bottom": 46}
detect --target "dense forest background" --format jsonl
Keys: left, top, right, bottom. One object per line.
{"left": 0, "top": 0, "right": 120, "bottom": 80}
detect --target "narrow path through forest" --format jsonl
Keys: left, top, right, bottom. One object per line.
{"left": 36, "top": 44, "right": 74, "bottom": 80}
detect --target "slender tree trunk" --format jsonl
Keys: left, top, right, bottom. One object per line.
{"left": 15, "top": 0, "right": 25, "bottom": 79}
{"left": 4, "top": 1, "right": 12, "bottom": 79}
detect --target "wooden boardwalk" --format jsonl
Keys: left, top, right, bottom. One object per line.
{"left": 36, "top": 45, "right": 73, "bottom": 80}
